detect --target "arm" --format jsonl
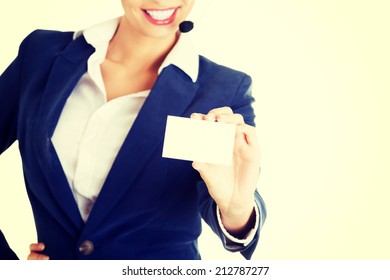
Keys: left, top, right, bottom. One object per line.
{"left": 197, "top": 181, "right": 266, "bottom": 259}
{"left": 1, "top": 34, "right": 51, "bottom": 261}
{"left": 0, "top": 34, "right": 31, "bottom": 154}
{"left": 193, "top": 75, "right": 266, "bottom": 259}
{"left": 0, "top": 230, "right": 18, "bottom": 260}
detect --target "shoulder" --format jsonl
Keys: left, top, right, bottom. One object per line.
{"left": 24, "top": 29, "right": 74, "bottom": 43}
{"left": 16, "top": 29, "right": 93, "bottom": 74}
{"left": 198, "top": 55, "right": 252, "bottom": 86}
{"left": 19, "top": 29, "right": 75, "bottom": 56}
{"left": 197, "top": 55, "right": 252, "bottom": 94}
{"left": 195, "top": 56, "right": 255, "bottom": 125}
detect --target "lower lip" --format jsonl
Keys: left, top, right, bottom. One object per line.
{"left": 143, "top": 8, "right": 179, "bottom": 26}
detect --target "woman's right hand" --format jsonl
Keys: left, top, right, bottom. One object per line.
{"left": 27, "top": 243, "right": 49, "bottom": 260}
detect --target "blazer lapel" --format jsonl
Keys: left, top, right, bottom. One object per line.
{"left": 83, "top": 65, "right": 200, "bottom": 232}
{"left": 34, "top": 35, "right": 95, "bottom": 236}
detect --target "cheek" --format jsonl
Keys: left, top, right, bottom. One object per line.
{"left": 121, "top": 0, "right": 141, "bottom": 12}
{"left": 180, "top": 1, "right": 195, "bottom": 19}
{"left": 121, "top": 0, "right": 127, "bottom": 9}
{"left": 185, "top": 0, "right": 196, "bottom": 11}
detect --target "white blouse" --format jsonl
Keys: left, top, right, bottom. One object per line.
{"left": 52, "top": 17, "right": 198, "bottom": 221}
{"left": 52, "top": 18, "right": 258, "bottom": 245}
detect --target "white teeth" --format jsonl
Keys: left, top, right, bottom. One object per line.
{"left": 145, "top": 9, "right": 175, "bottom": 21}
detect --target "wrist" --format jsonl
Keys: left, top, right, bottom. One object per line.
{"left": 219, "top": 201, "right": 256, "bottom": 238}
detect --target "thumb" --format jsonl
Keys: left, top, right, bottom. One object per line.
{"left": 192, "top": 161, "right": 207, "bottom": 172}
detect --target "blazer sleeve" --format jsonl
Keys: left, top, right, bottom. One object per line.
{"left": 197, "top": 74, "right": 267, "bottom": 260}
{"left": 0, "top": 230, "right": 19, "bottom": 260}
{"left": 0, "top": 35, "right": 31, "bottom": 155}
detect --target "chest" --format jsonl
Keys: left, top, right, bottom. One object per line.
{"left": 100, "top": 59, "right": 158, "bottom": 101}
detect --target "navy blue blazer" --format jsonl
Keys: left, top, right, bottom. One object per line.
{"left": 0, "top": 30, "right": 266, "bottom": 260}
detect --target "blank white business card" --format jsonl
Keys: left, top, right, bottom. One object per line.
{"left": 162, "top": 115, "right": 236, "bottom": 165}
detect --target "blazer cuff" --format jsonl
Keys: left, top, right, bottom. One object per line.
{"left": 216, "top": 201, "right": 259, "bottom": 247}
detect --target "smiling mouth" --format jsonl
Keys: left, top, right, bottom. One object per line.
{"left": 143, "top": 8, "right": 179, "bottom": 25}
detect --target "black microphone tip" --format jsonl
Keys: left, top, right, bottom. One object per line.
{"left": 179, "top": 21, "right": 194, "bottom": 33}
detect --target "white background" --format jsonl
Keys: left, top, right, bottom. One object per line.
{"left": 1, "top": 0, "right": 390, "bottom": 260}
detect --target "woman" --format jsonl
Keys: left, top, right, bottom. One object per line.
{"left": 1, "top": 0, "right": 266, "bottom": 260}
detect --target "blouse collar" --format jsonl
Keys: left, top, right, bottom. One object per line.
{"left": 73, "top": 17, "right": 199, "bottom": 83}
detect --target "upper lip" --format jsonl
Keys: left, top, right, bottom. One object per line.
{"left": 143, "top": 7, "right": 179, "bottom": 12}
{"left": 142, "top": 7, "right": 179, "bottom": 21}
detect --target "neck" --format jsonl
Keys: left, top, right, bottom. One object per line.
{"left": 106, "top": 16, "right": 179, "bottom": 71}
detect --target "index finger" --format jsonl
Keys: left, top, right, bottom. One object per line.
{"left": 206, "top": 107, "right": 233, "bottom": 121}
